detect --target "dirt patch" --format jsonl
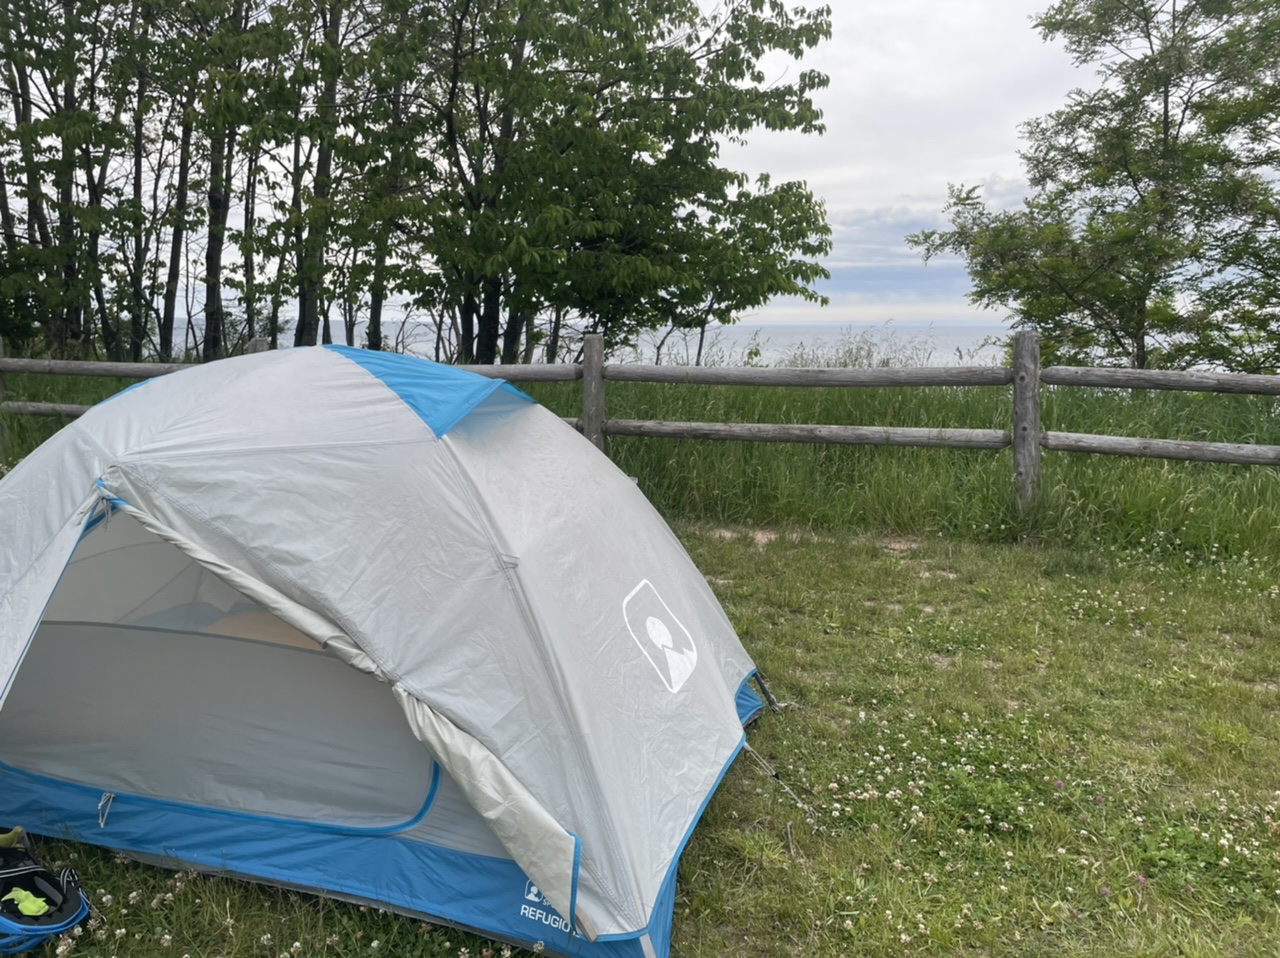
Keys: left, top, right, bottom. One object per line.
{"left": 930, "top": 653, "right": 955, "bottom": 670}
{"left": 882, "top": 537, "right": 921, "bottom": 555}
{"left": 708, "top": 527, "right": 780, "bottom": 549}
{"left": 785, "top": 530, "right": 834, "bottom": 545}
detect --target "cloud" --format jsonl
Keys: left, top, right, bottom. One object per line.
{"left": 722, "top": 0, "right": 1085, "bottom": 327}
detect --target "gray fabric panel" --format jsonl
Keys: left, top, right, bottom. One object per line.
{"left": 446, "top": 400, "right": 754, "bottom": 932}
{"left": 0, "top": 622, "right": 433, "bottom": 827}
{"left": 400, "top": 767, "right": 511, "bottom": 859}
{"left": 43, "top": 512, "right": 322, "bottom": 650}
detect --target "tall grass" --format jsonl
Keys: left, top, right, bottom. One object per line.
{"left": 0, "top": 371, "right": 133, "bottom": 470}
{"left": 523, "top": 348, "right": 1280, "bottom": 559}
{"left": 4, "top": 343, "right": 1280, "bottom": 559}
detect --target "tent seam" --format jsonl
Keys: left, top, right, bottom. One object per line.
{"left": 111, "top": 436, "right": 434, "bottom": 462}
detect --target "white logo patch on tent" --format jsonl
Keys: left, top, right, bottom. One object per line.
{"left": 623, "top": 580, "right": 698, "bottom": 693}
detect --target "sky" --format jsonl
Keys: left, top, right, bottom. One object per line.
{"left": 721, "top": 0, "right": 1089, "bottom": 330}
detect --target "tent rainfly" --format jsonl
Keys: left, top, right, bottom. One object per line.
{"left": 0, "top": 346, "right": 764, "bottom": 958}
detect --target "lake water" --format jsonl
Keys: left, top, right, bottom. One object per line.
{"left": 622, "top": 320, "right": 1011, "bottom": 367}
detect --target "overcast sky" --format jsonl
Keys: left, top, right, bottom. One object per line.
{"left": 723, "top": 0, "right": 1088, "bottom": 329}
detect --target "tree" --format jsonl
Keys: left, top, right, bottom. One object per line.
{"left": 909, "top": 0, "right": 1280, "bottom": 370}
{"left": 409, "top": 0, "right": 832, "bottom": 363}
{"left": 0, "top": 0, "right": 830, "bottom": 364}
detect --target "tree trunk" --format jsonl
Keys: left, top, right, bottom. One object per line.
{"left": 460, "top": 288, "right": 477, "bottom": 363}
{"left": 654, "top": 324, "right": 677, "bottom": 365}
{"left": 161, "top": 98, "right": 196, "bottom": 362}
{"left": 368, "top": 238, "right": 387, "bottom": 351}
{"left": 341, "top": 252, "right": 357, "bottom": 346}
{"left": 242, "top": 147, "right": 258, "bottom": 341}
{"left": 268, "top": 238, "right": 290, "bottom": 350}
{"left": 296, "top": 0, "right": 342, "bottom": 348}
{"left": 288, "top": 126, "right": 307, "bottom": 344}
{"left": 202, "top": 127, "right": 231, "bottom": 361}
{"left": 55, "top": 0, "right": 81, "bottom": 352}
{"left": 521, "top": 311, "right": 536, "bottom": 363}
{"left": 545, "top": 305, "right": 563, "bottom": 363}
{"left": 129, "top": 68, "right": 147, "bottom": 361}
{"left": 365, "top": 79, "right": 403, "bottom": 354}
{"left": 80, "top": 146, "right": 117, "bottom": 359}
{"left": 0, "top": 159, "right": 17, "bottom": 256}
{"left": 476, "top": 276, "right": 502, "bottom": 363}
{"left": 500, "top": 304, "right": 525, "bottom": 364}
{"left": 8, "top": 39, "right": 53, "bottom": 251}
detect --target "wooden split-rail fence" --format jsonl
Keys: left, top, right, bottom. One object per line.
{"left": 2, "top": 332, "right": 1278, "bottom": 508}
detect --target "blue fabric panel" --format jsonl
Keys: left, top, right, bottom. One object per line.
{"left": 324, "top": 345, "right": 531, "bottom": 437}
{"left": 736, "top": 673, "right": 765, "bottom": 725}
{"left": 0, "top": 763, "right": 654, "bottom": 958}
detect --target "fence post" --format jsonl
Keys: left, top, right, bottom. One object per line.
{"left": 582, "top": 333, "right": 605, "bottom": 450}
{"left": 1012, "top": 330, "right": 1041, "bottom": 510}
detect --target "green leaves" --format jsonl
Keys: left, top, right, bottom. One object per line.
{"left": 0, "top": 0, "right": 830, "bottom": 362}
{"left": 399, "top": 0, "right": 831, "bottom": 361}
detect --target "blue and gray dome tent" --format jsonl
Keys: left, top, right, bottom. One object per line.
{"left": 0, "top": 346, "right": 763, "bottom": 957}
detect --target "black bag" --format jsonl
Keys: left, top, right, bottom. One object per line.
{"left": 0, "top": 838, "right": 89, "bottom": 954}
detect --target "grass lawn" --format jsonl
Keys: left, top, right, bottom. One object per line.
{"left": 32, "top": 522, "right": 1280, "bottom": 957}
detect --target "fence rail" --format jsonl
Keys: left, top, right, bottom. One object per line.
{"left": 3, "top": 333, "right": 1279, "bottom": 507}
{"left": 1040, "top": 365, "right": 1280, "bottom": 395}
{"left": 598, "top": 365, "right": 1014, "bottom": 387}
{"left": 1042, "top": 431, "right": 1280, "bottom": 466}
{"left": 602, "top": 420, "right": 1012, "bottom": 449}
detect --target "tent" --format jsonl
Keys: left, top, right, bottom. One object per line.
{"left": 0, "top": 346, "right": 763, "bottom": 957}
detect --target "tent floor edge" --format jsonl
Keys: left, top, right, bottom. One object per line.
{"left": 0, "top": 766, "right": 667, "bottom": 958}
